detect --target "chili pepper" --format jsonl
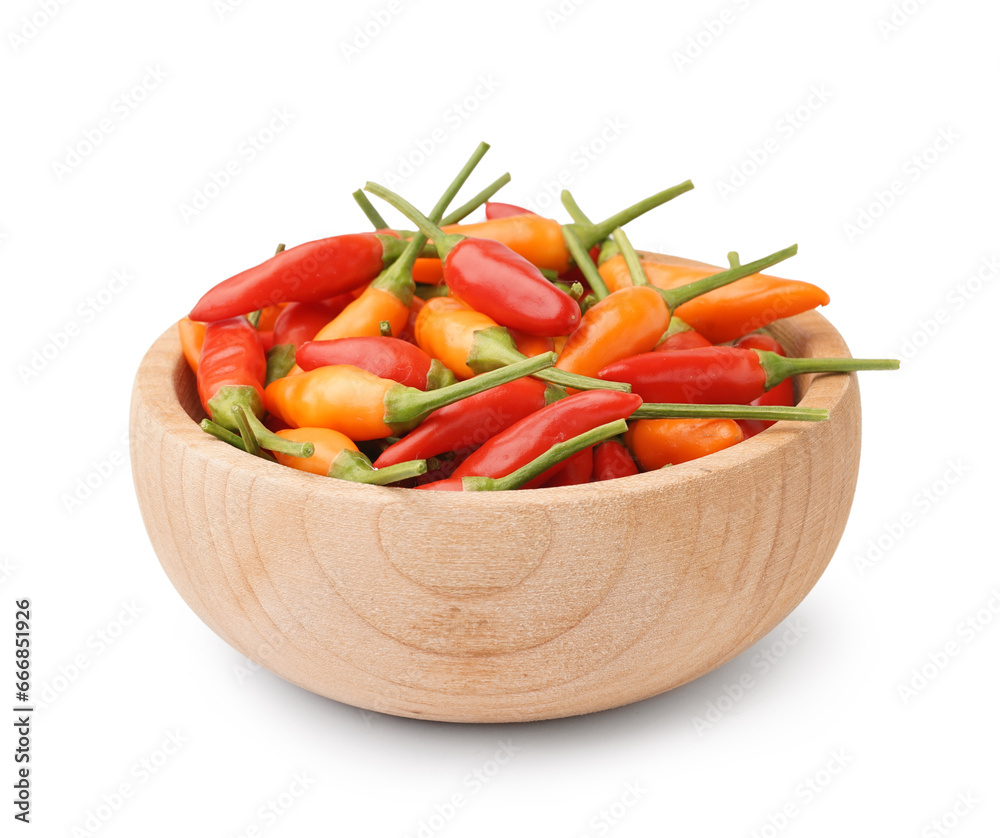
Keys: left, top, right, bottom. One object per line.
{"left": 655, "top": 317, "right": 712, "bottom": 351}
{"left": 189, "top": 232, "right": 417, "bottom": 322}
{"left": 540, "top": 447, "right": 594, "bottom": 487}
{"left": 365, "top": 183, "right": 582, "bottom": 337}
{"left": 731, "top": 333, "right": 794, "bottom": 437}
{"left": 626, "top": 418, "right": 745, "bottom": 468}
{"left": 485, "top": 201, "right": 535, "bottom": 219}
{"left": 592, "top": 439, "right": 639, "bottom": 481}
{"left": 272, "top": 427, "right": 426, "bottom": 484}
{"left": 296, "top": 337, "right": 456, "bottom": 390}
{"left": 421, "top": 420, "right": 627, "bottom": 490}
{"left": 255, "top": 304, "right": 285, "bottom": 332}
{"left": 397, "top": 296, "right": 424, "bottom": 345}
{"left": 271, "top": 295, "right": 353, "bottom": 350}
{"left": 392, "top": 179, "right": 693, "bottom": 286}
{"left": 373, "top": 377, "right": 564, "bottom": 468}
{"left": 195, "top": 317, "right": 268, "bottom": 433}
{"left": 311, "top": 143, "right": 493, "bottom": 343}
{"left": 264, "top": 351, "right": 556, "bottom": 441}
{"left": 178, "top": 317, "right": 206, "bottom": 373}
{"left": 598, "top": 346, "right": 898, "bottom": 405}
{"left": 509, "top": 329, "right": 554, "bottom": 357}
{"left": 597, "top": 246, "right": 830, "bottom": 344}
{"left": 449, "top": 389, "right": 642, "bottom": 488}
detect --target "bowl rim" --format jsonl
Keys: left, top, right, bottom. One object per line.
{"left": 132, "top": 299, "right": 854, "bottom": 507}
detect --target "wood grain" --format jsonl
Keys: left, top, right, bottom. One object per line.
{"left": 130, "top": 264, "right": 861, "bottom": 723}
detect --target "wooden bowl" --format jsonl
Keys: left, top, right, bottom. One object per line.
{"left": 130, "top": 275, "right": 861, "bottom": 723}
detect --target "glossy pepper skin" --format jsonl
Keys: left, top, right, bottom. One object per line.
{"left": 444, "top": 238, "right": 581, "bottom": 337}
{"left": 625, "top": 418, "right": 744, "bottom": 468}
{"left": 196, "top": 317, "right": 267, "bottom": 431}
{"left": 296, "top": 337, "right": 453, "bottom": 391}
{"left": 273, "top": 427, "right": 359, "bottom": 476}
{"left": 189, "top": 233, "right": 405, "bottom": 322}
{"left": 598, "top": 254, "right": 829, "bottom": 344}
{"left": 599, "top": 346, "right": 766, "bottom": 405}
{"left": 373, "top": 378, "right": 557, "bottom": 468}
{"left": 484, "top": 201, "right": 535, "bottom": 219}
{"left": 178, "top": 317, "right": 206, "bottom": 373}
{"left": 731, "top": 333, "right": 794, "bottom": 437}
{"left": 593, "top": 439, "right": 639, "bottom": 481}
{"left": 310, "top": 284, "right": 411, "bottom": 342}
{"left": 414, "top": 297, "right": 496, "bottom": 379}
{"left": 556, "top": 286, "right": 671, "bottom": 380}
{"left": 541, "top": 448, "right": 593, "bottom": 487}
{"left": 271, "top": 295, "right": 353, "bottom": 350}
{"left": 450, "top": 390, "right": 642, "bottom": 488}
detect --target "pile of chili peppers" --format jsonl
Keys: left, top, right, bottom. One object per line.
{"left": 182, "top": 142, "right": 897, "bottom": 491}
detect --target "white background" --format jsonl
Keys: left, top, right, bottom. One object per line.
{"left": 4, "top": 0, "right": 999, "bottom": 835}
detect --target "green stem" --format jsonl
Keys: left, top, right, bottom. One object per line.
{"left": 440, "top": 172, "right": 511, "bottom": 226}
{"left": 200, "top": 418, "right": 248, "bottom": 451}
{"left": 327, "top": 449, "right": 426, "bottom": 484}
{"left": 562, "top": 225, "right": 610, "bottom": 300}
{"left": 353, "top": 189, "right": 389, "bottom": 229}
{"left": 661, "top": 316, "right": 694, "bottom": 339}
{"left": 466, "top": 327, "right": 630, "bottom": 392}
{"left": 631, "top": 403, "right": 828, "bottom": 422}
{"left": 560, "top": 191, "right": 592, "bottom": 224}
{"left": 727, "top": 251, "right": 740, "bottom": 268}
{"left": 597, "top": 239, "right": 620, "bottom": 266}
{"left": 238, "top": 407, "right": 315, "bottom": 458}
{"left": 755, "top": 350, "right": 899, "bottom": 392}
{"left": 415, "top": 283, "right": 451, "bottom": 300}
{"left": 265, "top": 344, "right": 297, "bottom": 386}
{"left": 425, "top": 359, "right": 457, "bottom": 390}
{"left": 207, "top": 384, "right": 263, "bottom": 434}
{"left": 661, "top": 244, "right": 798, "bottom": 311}
{"left": 383, "top": 351, "right": 557, "bottom": 431}
{"left": 379, "top": 320, "right": 392, "bottom": 337}
{"left": 611, "top": 227, "right": 649, "bottom": 286}
{"left": 566, "top": 180, "right": 694, "bottom": 250}
{"left": 463, "top": 420, "right": 628, "bottom": 491}
{"left": 230, "top": 405, "right": 262, "bottom": 457}
{"left": 365, "top": 182, "right": 463, "bottom": 260}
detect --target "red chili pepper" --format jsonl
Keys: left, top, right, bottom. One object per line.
{"left": 598, "top": 347, "right": 898, "bottom": 405}
{"left": 655, "top": 317, "right": 712, "bottom": 352}
{"left": 448, "top": 389, "right": 642, "bottom": 488}
{"left": 196, "top": 317, "right": 267, "bottom": 431}
{"left": 296, "top": 337, "right": 456, "bottom": 391}
{"left": 485, "top": 202, "right": 535, "bottom": 219}
{"left": 540, "top": 447, "right": 594, "bottom": 487}
{"left": 189, "top": 233, "right": 409, "bottom": 322}
{"left": 731, "top": 333, "right": 794, "bottom": 437}
{"left": 592, "top": 439, "right": 639, "bottom": 481}
{"left": 373, "top": 377, "right": 562, "bottom": 467}
{"left": 272, "top": 295, "right": 354, "bottom": 350}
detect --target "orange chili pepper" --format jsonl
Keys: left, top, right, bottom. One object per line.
{"left": 178, "top": 317, "right": 206, "bottom": 373}
{"left": 311, "top": 285, "right": 411, "bottom": 341}
{"left": 509, "top": 329, "right": 554, "bottom": 357}
{"left": 255, "top": 303, "right": 286, "bottom": 331}
{"left": 273, "top": 427, "right": 426, "bottom": 484}
{"left": 598, "top": 252, "right": 829, "bottom": 344}
{"left": 625, "top": 418, "right": 744, "bottom": 469}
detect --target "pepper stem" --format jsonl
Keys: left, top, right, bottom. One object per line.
{"left": 383, "top": 351, "right": 557, "bottom": 431}
{"left": 230, "top": 405, "right": 263, "bottom": 457}
{"left": 466, "top": 327, "right": 630, "bottom": 392}
{"left": 562, "top": 225, "right": 610, "bottom": 299}
{"left": 631, "top": 403, "right": 828, "bottom": 422}
{"left": 567, "top": 180, "right": 695, "bottom": 250}
{"left": 327, "top": 449, "right": 427, "bottom": 484}
{"left": 440, "top": 172, "right": 512, "bottom": 226}
{"left": 463, "top": 419, "right": 628, "bottom": 491}
{"left": 235, "top": 406, "right": 315, "bottom": 458}
{"left": 365, "top": 182, "right": 464, "bottom": 260}
{"left": 425, "top": 359, "right": 457, "bottom": 390}
{"left": 611, "top": 227, "right": 649, "bottom": 286}
{"left": 661, "top": 316, "right": 694, "bottom": 339}
{"left": 265, "top": 344, "right": 297, "bottom": 386}
{"left": 353, "top": 189, "right": 389, "bottom": 230}
{"left": 755, "top": 350, "right": 900, "bottom": 392}
{"left": 560, "top": 191, "right": 592, "bottom": 224}
{"left": 727, "top": 251, "right": 740, "bottom": 268}
{"left": 200, "top": 418, "right": 248, "bottom": 451}
{"left": 661, "top": 244, "right": 798, "bottom": 312}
